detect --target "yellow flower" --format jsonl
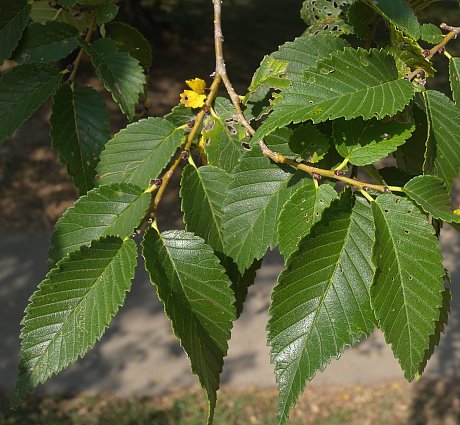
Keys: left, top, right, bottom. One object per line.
{"left": 180, "top": 78, "right": 207, "bottom": 108}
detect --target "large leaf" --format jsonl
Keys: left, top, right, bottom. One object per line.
{"left": 51, "top": 85, "right": 111, "bottom": 194}
{"left": 368, "top": 0, "right": 420, "bottom": 39}
{"left": 104, "top": 22, "right": 152, "bottom": 68}
{"left": 0, "top": 64, "right": 62, "bottom": 143}
{"left": 449, "top": 57, "right": 460, "bottom": 106}
{"left": 404, "top": 175, "right": 460, "bottom": 223}
{"left": 424, "top": 90, "right": 460, "bottom": 193}
{"left": 277, "top": 182, "right": 338, "bottom": 259}
{"left": 268, "top": 193, "right": 376, "bottom": 425}
{"left": 252, "top": 48, "right": 415, "bottom": 144}
{"left": 333, "top": 117, "right": 415, "bottom": 166}
{"left": 12, "top": 236, "right": 137, "bottom": 407}
{"left": 13, "top": 21, "right": 79, "bottom": 64}
{"left": 271, "top": 33, "right": 349, "bottom": 81}
{"left": 0, "top": 0, "right": 30, "bottom": 63}
{"left": 49, "top": 183, "right": 151, "bottom": 266}
{"left": 142, "top": 229, "right": 236, "bottom": 424}
{"left": 372, "top": 194, "right": 445, "bottom": 380}
{"left": 84, "top": 38, "right": 146, "bottom": 120}
{"left": 97, "top": 117, "right": 183, "bottom": 188}
{"left": 222, "top": 142, "right": 304, "bottom": 273}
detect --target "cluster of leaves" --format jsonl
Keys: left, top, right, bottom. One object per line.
{"left": 2, "top": 0, "right": 460, "bottom": 424}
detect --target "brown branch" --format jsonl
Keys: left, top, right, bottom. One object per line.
{"left": 212, "top": 0, "right": 401, "bottom": 194}
{"left": 69, "top": 15, "right": 96, "bottom": 86}
{"left": 407, "top": 23, "right": 460, "bottom": 81}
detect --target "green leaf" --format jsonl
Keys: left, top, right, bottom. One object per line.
{"left": 142, "top": 229, "right": 236, "bottom": 424}
{"left": 333, "top": 118, "right": 415, "bottom": 166}
{"left": 12, "top": 236, "right": 137, "bottom": 408}
{"left": 222, "top": 142, "right": 304, "bottom": 273}
{"left": 378, "top": 167, "right": 415, "bottom": 187}
{"left": 164, "top": 104, "right": 194, "bottom": 127}
{"left": 104, "top": 22, "right": 152, "bottom": 68}
{"left": 13, "top": 21, "right": 79, "bottom": 64}
{"left": 247, "top": 55, "right": 289, "bottom": 95}
{"left": 424, "top": 90, "right": 460, "bottom": 192}
{"left": 180, "top": 165, "right": 230, "bottom": 254}
{"left": 269, "top": 192, "right": 376, "bottom": 425}
{"left": 50, "top": 85, "right": 111, "bottom": 194}
{"left": 49, "top": 183, "right": 150, "bottom": 266}
{"left": 252, "top": 48, "right": 415, "bottom": 145}
{"left": 0, "top": 0, "right": 30, "bottom": 63}
{"left": 372, "top": 194, "right": 445, "bottom": 380}
{"left": 96, "top": 4, "right": 119, "bottom": 25}
{"left": 277, "top": 182, "right": 338, "bottom": 259}
{"left": 57, "top": 0, "right": 78, "bottom": 6}
{"left": 449, "top": 57, "right": 460, "bottom": 106}
{"left": 288, "top": 124, "right": 330, "bottom": 163}
{"left": 203, "top": 116, "right": 243, "bottom": 174}
{"left": 97, "top": 117, "right": 183, "bottom": 188}
{"left": 300, "top": 0, "right": 355, "bottom": 35}
{"left": 271, "top": 33, "right": 349, "bottom": 81}
{"left": 368, "top": 0, "right": 420, "bottom": 39}
{"left": 84, "top": 38, "right": 146, "bottom": 120}
{"left": 404, "top": 175, "right": 460, "bottom": 223}
{"left": 0, "top": 64, "right": 62, "bottom": 143}
{"left": 420, "top": 23, "right": 444, "bottom": 44}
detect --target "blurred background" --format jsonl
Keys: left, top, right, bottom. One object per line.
{"left": 1, "top": 1, "right": 460, "bottom": 424}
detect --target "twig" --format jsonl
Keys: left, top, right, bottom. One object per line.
{"left": 406, "top": 23, "right": 460, "bottom": 81}
{"left": 211, "top": 0, "right": 401, "bottom": 195}
{"left": 69, "top": 15, "right": 96, "bottom": 86}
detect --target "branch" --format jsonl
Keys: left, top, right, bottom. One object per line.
{"left": 212, "top": 0, "right": 400, "bottom": 195}
{"left": 69, "top": 15, "right": 96, "bottom": 86}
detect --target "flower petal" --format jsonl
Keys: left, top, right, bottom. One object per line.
{"left": 180, "top": 90, "right": 206, "bottom": 108}
{"left": 185, "top": 78, "right": 206, "bottom": 94}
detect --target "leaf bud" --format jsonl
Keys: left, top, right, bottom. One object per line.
{"left": 334, "top": 170, "right": 345, "bottom": 176}
{"left": 438, "top": 46, "right": 446, "bottom": 54}
{"left": 186, "top": 120, "right": 195, "bottom": 128}
{"left": 422, "top": 49, "right": 430, "bottom": 57}
{"left": 150, "top": 178, "right": 162, "bottom": 187}
{"left": 66, "top": 63, "right": 74, "bottom": 72}
{"left": 383, "top": 187, "right": 390, "bottom": 193}
{"left": 180, "top": 150, "right": 189, "bottom": 159}
{"left": 312, "top": 173, "right": 321, "bottom": 180}
{"left": 203, "top": 105, "right": 210, "bottom": 114}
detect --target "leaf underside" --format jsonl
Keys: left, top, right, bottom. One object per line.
{"left": 269, "top": 192, "right": 376, "bottom": 425}
{"left": 372, "top": 194, "right": 445, "bottom": 380}
{"left": 12, "top": 237, "right": 137, "bottom": 408}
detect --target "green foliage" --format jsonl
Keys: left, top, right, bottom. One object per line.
{"left": 3, "top": 1, "right": 460, "bottom": 424}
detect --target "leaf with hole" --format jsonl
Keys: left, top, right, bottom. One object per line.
{"left": 371, "top": 194, "right": 445, "bottom": 380}
{"left": 333, "top": 117, "right": 415, "bottom": 166}
{"left": 277, "top": 182, "right": 338, "bottom": 259}
{"left": 269, "top": 192, "right": 376, "bottom": 425}
{"left": 97, "top": 117, "right": 183, "bottom": 188}
{"left": 12, "top": 236, "right": 137, "bottom": 408}
{"left": 142, "top": 229, "right": 235, "bottom": 424}
{"left": 252, "top": 48, "right": 415, "bottom": 145}
{"left": 51, "top": 85, "right": 111, "bottom": 195}
{"left": 49, "top": 183, "right": 151, "bottom": 266}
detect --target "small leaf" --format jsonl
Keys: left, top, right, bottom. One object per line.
{"left": 372, "top": 194, "right": 445, "bottom": 380}
{"left": 253, "top": 48, "right": 415, "bottom": 144}
{"left": 449, "top": 57, "right": 460, "bottom": 106}
{"left": 164, "top": 104, "right": 194, "bottom": 127}
{"left": 30, "top": 2, "right": 91, "bottom": 33}
{"left": 13, "top": 21, "right": 79, "bottom": 64}
{"left": 333, "top": 117, "right": 415, "bottom": 166}
{"left": 50, "top": 85, "right": 111, "bottom": 194}
{"left": 12, "top": 236, "right": 137, "bottom": 408}
{"left": 49, "top": 183, "right": 151, "bottom": 266}
{"left": 104, "top": 22, "right": 152, "bottom": 68}
{"left": 369, "top": 0, "right": 420, "bottom": 39}
{"left": 0, "top": 64, "right": 62, "bottom": 143}
{"left": 269, "top": 192, "right": 376, "bottom": 425}
{"left": 57, "top": 0, "right": 78, "bottom": 6}
{"left": 247, "top": 55, "right": 289, "bottom": 95}
{"left": 288, "top": 124, "right": 330, "bottom": 163}
{"left": 0, "top": 0, "right": 30, "bottom": 63}
{"left": 222, "top": 141, "right": 305, "bottom": 273}
{"left": 84, "top": 38, "right": 146, "bottom": 120}
{"left": 271, "top": 33, "right": 349, "bottom": 81}
{"left": 404, "top": 175, "right": 460, "bottom": 223}
{"left": 277, "top": 182, "right": 338, "bottom": 259}
{"left": 300, "top": 0, "right": 355, "bottom": 35}
{"left": 424, "top": 90, "right": 460, "bottom": 192}
{"left": 97, "top": 117, "right": 183, "bottom": 188}
{"left": 96, "top": 4, "right": 119, "bottom": 25}
{"left": 142, "top": 229, "right": 236, "bottom": 424}
{"left": 420, "top": 23, "right": 444, "bottom": 44}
